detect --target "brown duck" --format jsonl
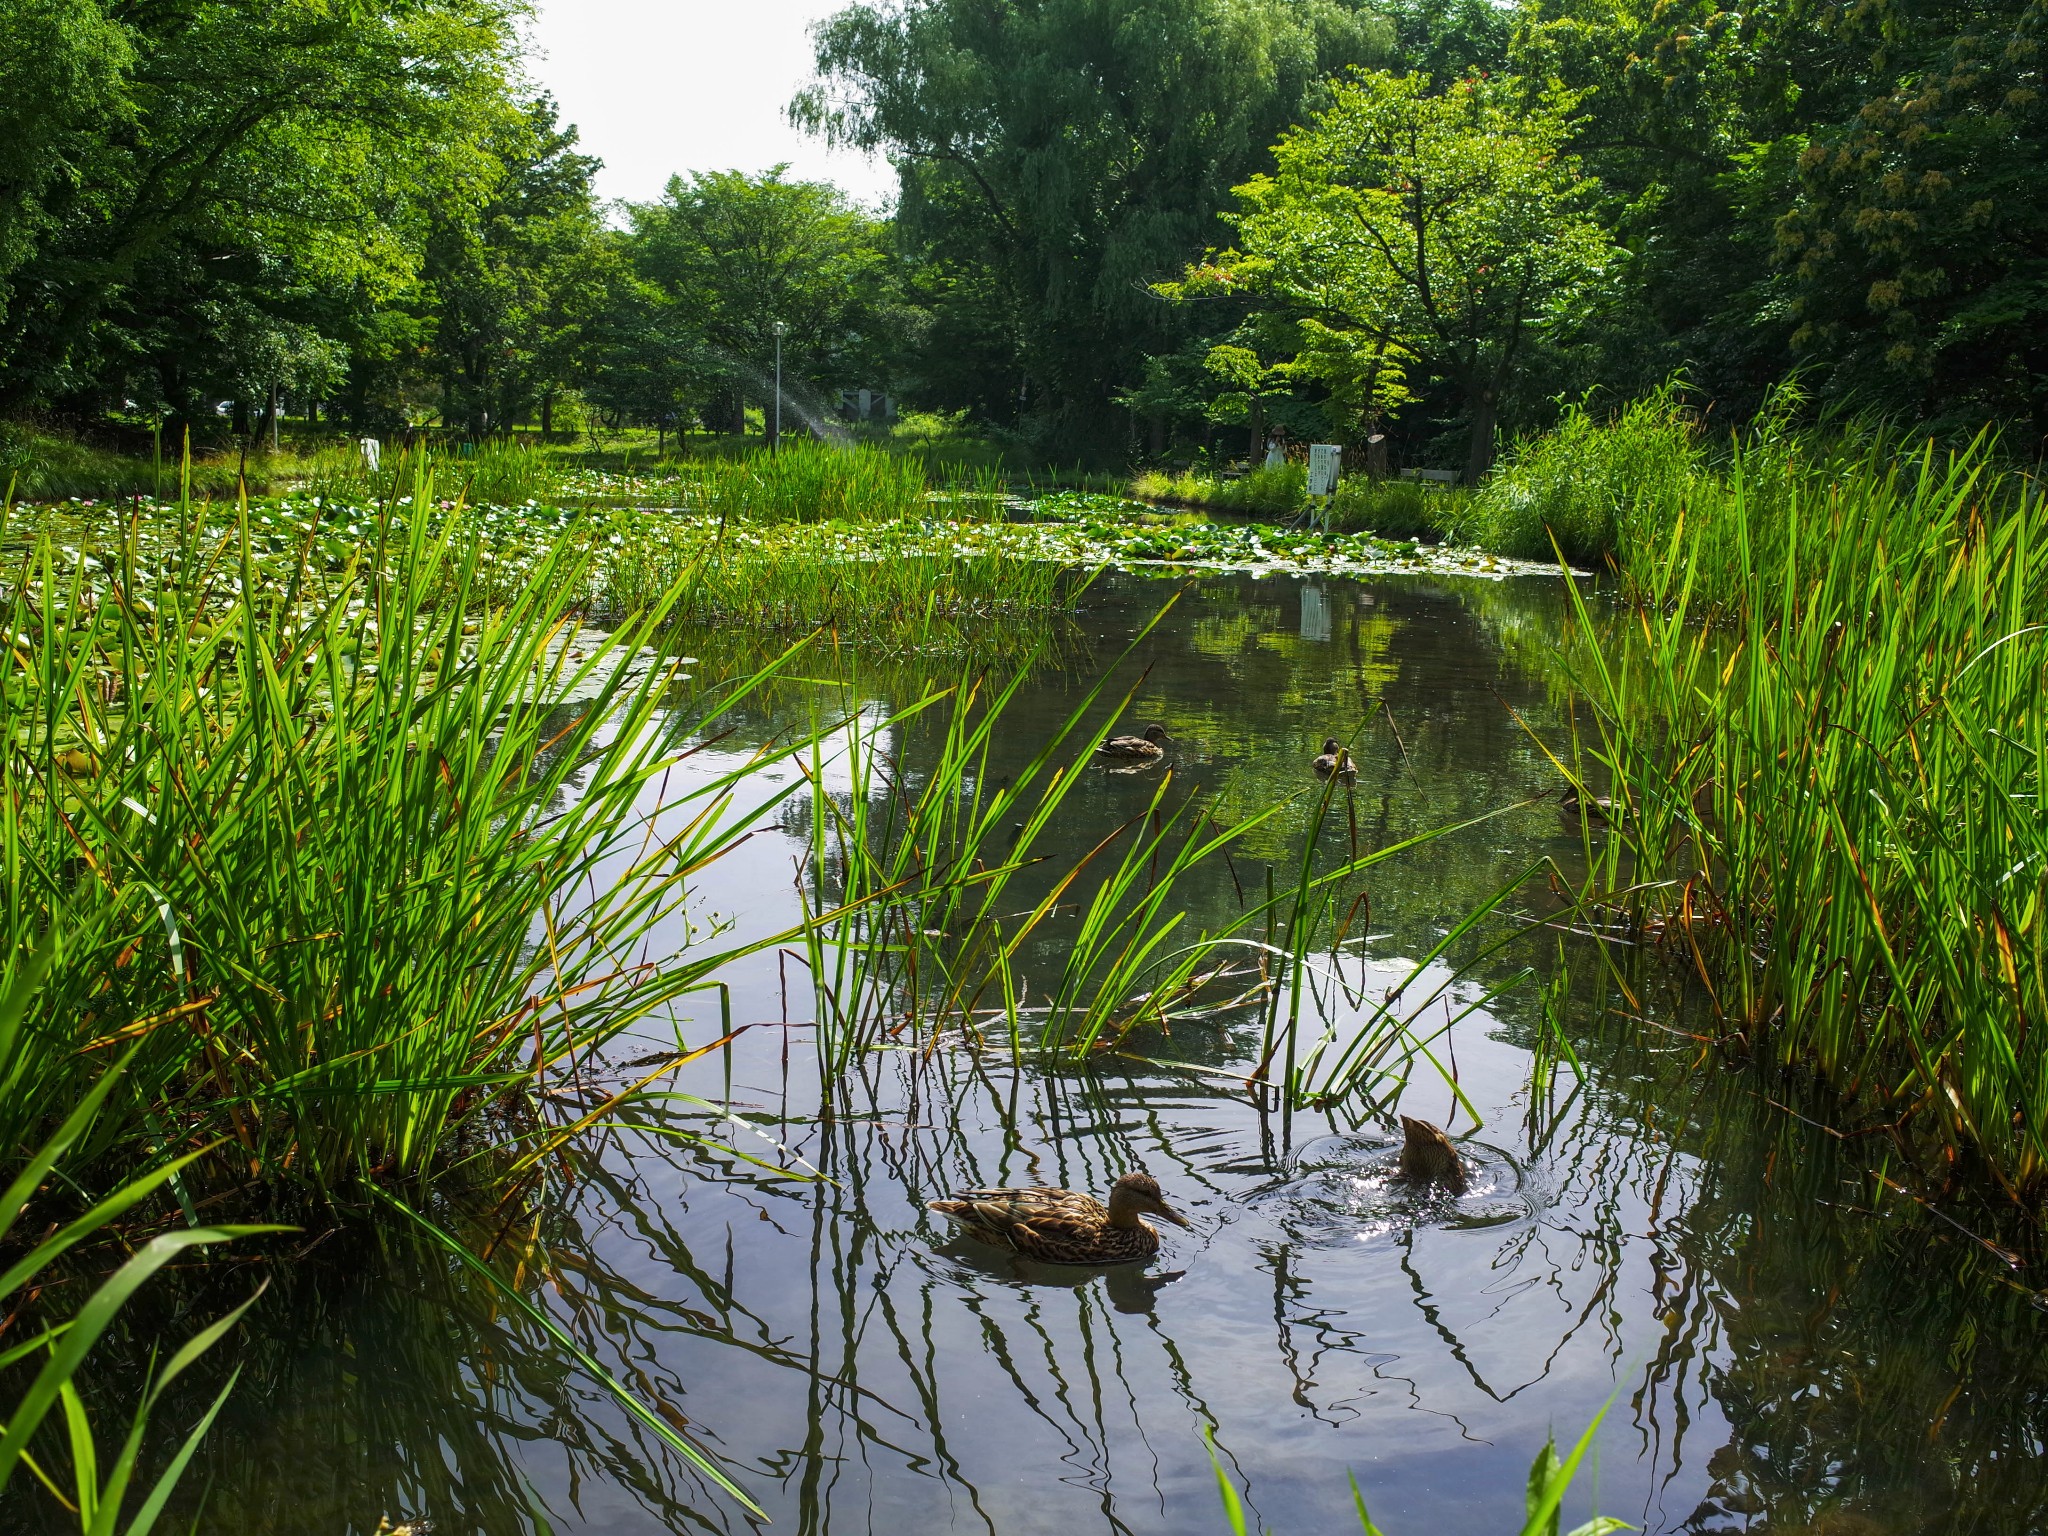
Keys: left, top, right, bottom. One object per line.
{"left": 1097, "top": 724, "right": 1170, "bottom": 762}
{"left": 927, "top": 1170, "right": 1192, "bottom": 1264}
{"left": 1397, "top": 1116, "right": 1468, "bottom": 1194}
{"left": 1313, "top": 738, "right": 1357, "bottom": 781}
{"left": 1558, "top": 787, "right": 1617, "bottom": 826}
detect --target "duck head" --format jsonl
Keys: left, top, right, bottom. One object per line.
{"left": 1108, "top": 1170, "right": 1191, "bottom": 1228}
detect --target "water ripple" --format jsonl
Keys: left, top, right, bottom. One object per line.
{"left": 1249, "top": 1131, "right": 1534, "bottom": 1247}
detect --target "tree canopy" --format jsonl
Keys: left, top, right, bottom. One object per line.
{"left": 1172, "top": 70, "right": 1618, "bottom": 480}
{"left": 0, "top": 0, "right": 2044, "bottom": 460}
{"left": 796, "top": 0, "right": 1398, "bottom": 455}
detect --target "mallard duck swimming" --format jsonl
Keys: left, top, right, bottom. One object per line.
{"left": 1097, "top": 724, "right": 1170, "bottom": 761}
{"left": 1397, "top": 1116, "right": 1467, "bottom": 1193}
{"left": 1558, "top": 787, "right": 1617, "bottom": 826}
{"left": 927, "top": 1170, "right": 1191, "bottom": 1265}
{"left": 1312, "top": 738, "right": 1357, "bottom": 781}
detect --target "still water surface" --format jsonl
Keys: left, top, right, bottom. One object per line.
{"left": 163, "top": 571, "right": 2047, "bottom": 1535}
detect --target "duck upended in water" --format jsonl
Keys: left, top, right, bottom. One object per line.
{"left": 1312, "top": 738, "right": 1357, "bottom": 781}
{"left": 1558, "top": 787, "right": 1617, "bottom": 826}
{"left": 1397, "top": 1116, "right": 1468, "bottom": 1194}
{"left": 1097, "top": 724, "right": 1171, "bottom": 762}
{"left": 928, "top": 1170, "right": 1192, "bottom": 1264}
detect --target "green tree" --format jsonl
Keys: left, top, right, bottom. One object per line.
{"left": 0, "top": 0, "right": 130, "bottom": 321}
{"left": 1506, "top": 0, "right": 1841, "bottom": 416}
{"left": 799, "top": 0, "right": 1395, "bottom": 459}
{"left": 1175, "top": 70, "right": 1620, "bottom": 481}
{"left": 624, "top": 168, "right": 901, "bottom": 442}
{"left": 1768, "top": 0, "right": 2048, "bottom": 437}
{"left": 422, "top": 96, "right": 614, "bottom": 436}
{"left": 0, "top": 0, "right": 522, "bottom": 419}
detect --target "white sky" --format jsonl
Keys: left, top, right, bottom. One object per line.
{"left": 522, "top": 0, "right": 898, "bottom": 212}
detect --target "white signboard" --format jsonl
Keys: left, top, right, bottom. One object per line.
{"left": 1307, "top": 443, "right": 1342, "bottom": 497}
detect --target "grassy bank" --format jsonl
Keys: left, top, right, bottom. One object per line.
{"left": 1131, "top": 463, "right": 1467, "bottom": 542}
{"left": 1557, "top": 428, "right": 2048, "bottom": 1201}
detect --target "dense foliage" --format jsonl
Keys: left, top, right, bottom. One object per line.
{"left": 1, "top": 0, "right": 2043, "bottom": 463}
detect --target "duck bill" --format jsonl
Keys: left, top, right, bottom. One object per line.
{"left": 1155, "top": 1203, "right": 1192, "bottom": 1230}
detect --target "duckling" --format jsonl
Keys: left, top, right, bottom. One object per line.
{"left": 928, "top": 1169, "right": 1192, "bottom": 1265}
{"left": 1558, "top": 787, "right": 1617, "bottom": 826}
{"left": 1312, "top": 738, "right": 1357, "bottom": 781}
{"left": 1097, "top": 724, "right": 1170, "bottom": 762}
{"left": 1397, "top": 1116, "right": 1467, "bottom": 1194}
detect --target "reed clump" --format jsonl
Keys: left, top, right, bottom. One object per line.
{"left": 1457, "top": 383, "right": 1703, "bottom": 563}
{"left": 1133, "top": 462, "right": 1307, "bottom": 517}
{"left": 681, "top": 441, "right": 931, "bottom": 523}
{"left": 1565, "top": 431, "right": 2048, "bottom": 1199}
{"left": 1131, "top": 464, "right": 1468, "bottom": 542}
{"left": 585, "top": 512, "right": 1073, "bottom": 655}
{"left": 0, "top": 482, "right": 811, "bottom": 1211}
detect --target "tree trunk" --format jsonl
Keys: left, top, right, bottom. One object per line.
{"left": 1148, "top": 410, "right": 1166, "bottom": 460}
{"left": 1247, "top": 396, "right": 1264, "bottom": 460}
{"left": 540, "top": 392, "right": 554, "bottom": 438}
{"left": 1464, "top": 388, "right": 1499, "bottom": 486}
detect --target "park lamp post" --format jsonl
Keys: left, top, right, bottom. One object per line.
{"left": 771, "top": 320, "right": 788, "bottom": 455}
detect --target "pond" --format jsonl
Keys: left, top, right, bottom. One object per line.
{"left": 134, "top": 570, "right": 2048, "bottom": 1535}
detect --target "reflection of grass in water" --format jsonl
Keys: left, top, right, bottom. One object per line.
{"left": 1519, "top": 940, "right": 2048, "bottom": 1535}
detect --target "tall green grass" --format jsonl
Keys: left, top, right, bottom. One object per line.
{"left": 0, "top": 473, "right": 880, "bottom": 1512}
{"left": 1561, "top": 431, "right": 2048, "bottom": 1197}
{"left": 1131, "top": 464, "right": 1470, "bottom": 542}
{"left": 586, "top": 513, "right": 1074, "bottom": 656}
{"left": 0, "top": 426, "right": 304, "bottom": 502}
{"left": 0, "top": 478, "right": 829, "bottom": 1203}
{"left": 1134, "top": 462, "right": 1307, "bottom": 517}
{"left": 303, "top": 438, "right": 571, "bottom": 508}
{"left": 1457, "top": 384, "right": 1702, "bottom": 563}
{"left": 791, "top": 630, "right": 1525, "bottom": 1122}
{"left": 682, "top": 441, "right": 930, "bottom": 523}
{"left": 0, "top": 946, "right": 275, "bottom": 1535}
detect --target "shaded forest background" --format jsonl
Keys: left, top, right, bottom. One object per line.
{"left": 1, "top": 0, "right": 2042, "bottom": 470}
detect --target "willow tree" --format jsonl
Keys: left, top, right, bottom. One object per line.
{"left": 1180, "top": 70, "right": 1617, "bottom": 481}
{"left": 797, "top": 0, "right": 1395, "bottom": 457}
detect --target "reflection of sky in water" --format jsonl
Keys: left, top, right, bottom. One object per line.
{"left": 114, "top": 570, "right": 2048, "bottom": 1536}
